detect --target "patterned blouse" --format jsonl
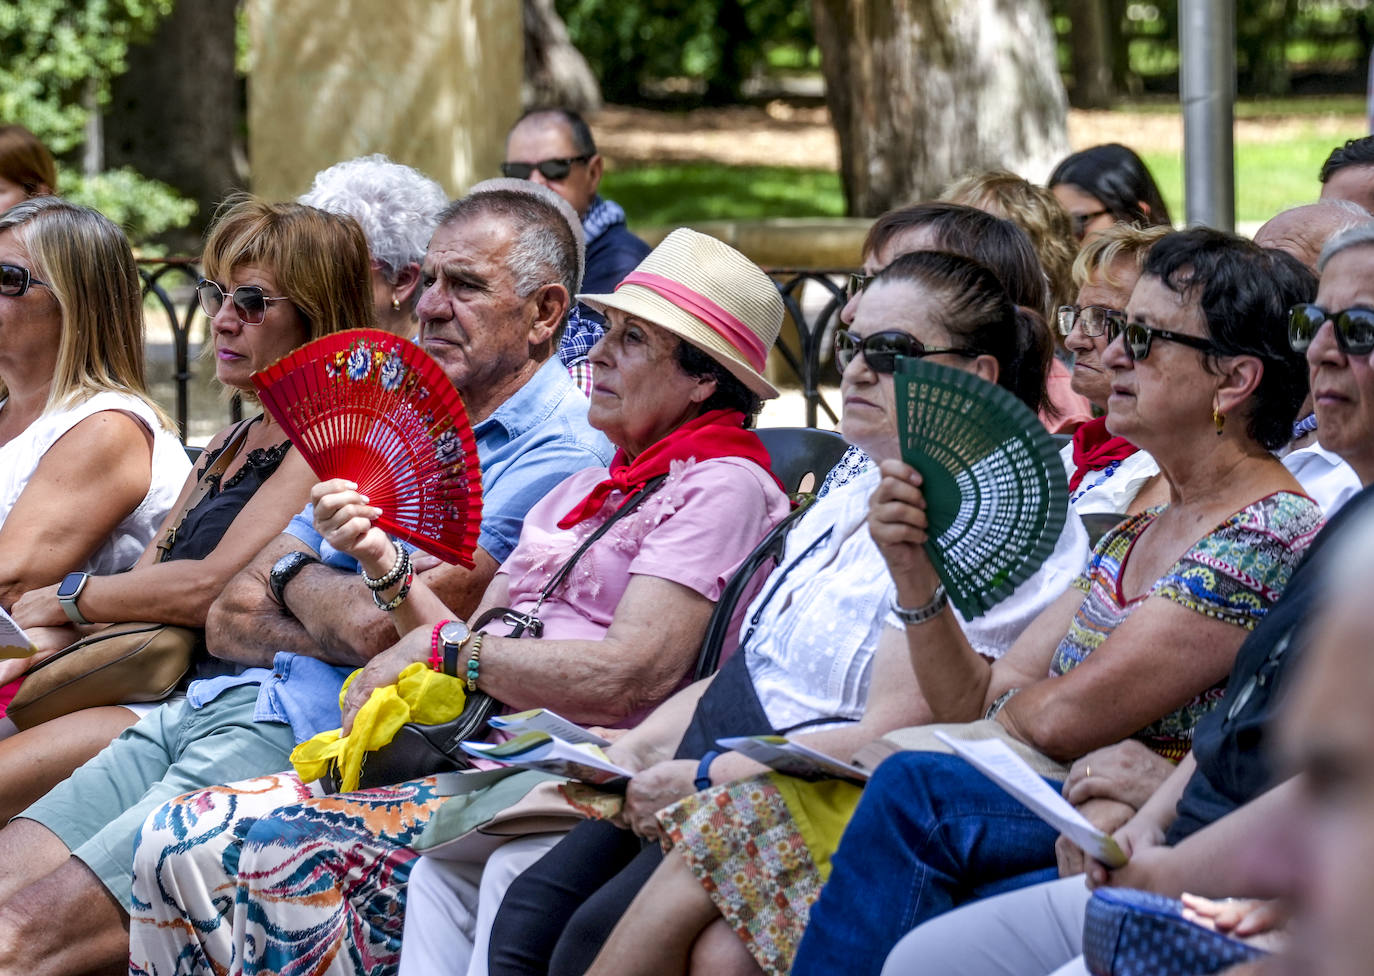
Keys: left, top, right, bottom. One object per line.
{"left": 1052, "top": 490, "right": 1324, "bottom": 761}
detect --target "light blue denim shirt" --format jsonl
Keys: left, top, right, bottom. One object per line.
{"left": 188, "top": 357, "right": 613, "bottom": 742}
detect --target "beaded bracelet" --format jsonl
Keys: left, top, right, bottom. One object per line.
{"left": 428, "top": 619, "right": 453, "bottom": 672}
{"left": 373, "top": 567, "right": 413, "bottom": 611}
{"left": 465, "top": 633, "right": 485, "bottom": 692}
{"left": 361, "top": 539, "right": 408, "bottom": 591}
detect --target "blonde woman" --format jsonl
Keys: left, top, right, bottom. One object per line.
{"left": 0, "top": 197, "right": 189, "bottom": 650}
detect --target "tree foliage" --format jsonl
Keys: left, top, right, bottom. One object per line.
{"left": 0, "top": 0, "right": 195, "bottom": 243}
{"left": 554, "top": 0, "right": 813, "bottom": 103}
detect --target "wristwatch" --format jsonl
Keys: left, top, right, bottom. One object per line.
{"left": 439, "top": 619, "right": 472, "bottom": 677}
{"left": 56, "top": 571, "right": 91, "bottom": 625}
{"left": 269, "top": 551, "right": 321, "bottom": 609}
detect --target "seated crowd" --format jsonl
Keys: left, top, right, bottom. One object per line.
{"left": 1, "top": 114, "right": 1373, "bottom": 976}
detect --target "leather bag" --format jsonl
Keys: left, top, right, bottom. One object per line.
{"left": 8, "top": 622, "right": 198, "bottom": 730}
{"left": 6, "top": 421, "right": 253, "bottom": 731}
{"left": 328, "top": 476, "right": 668, "bottom": 793}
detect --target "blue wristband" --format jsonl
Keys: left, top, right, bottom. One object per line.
{"left": 694, "top": 749, "right": 722, "bottom": 791}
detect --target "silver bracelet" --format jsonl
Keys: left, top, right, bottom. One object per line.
{"left": 985, "top": 687, "right": 1022, "bottom": 720}
{"left": 891, "top": 584, "right": 948, "bottom": 625}
{"left": 361, "top": 539, "right": 408, "bottom": 591}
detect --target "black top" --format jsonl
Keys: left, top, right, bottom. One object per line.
{"left": 576, "top": 223, "right": 653, "bottom": 327}
{"left": 1169, "top": 483, "right": 1374, "bottom": 842}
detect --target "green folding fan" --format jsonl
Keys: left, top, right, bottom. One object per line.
{"left": 893, "top": 356, "right": 1069, "bottom": 618}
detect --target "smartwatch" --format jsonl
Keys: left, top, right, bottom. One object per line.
{"left": 57, "top": 571, "right": 91, "bottom": 625}
{"left": 439, "top": 619, "right": 472, "bottom": 677}
{"left": 269, "top": 551, "right": 321, "bottom": 609}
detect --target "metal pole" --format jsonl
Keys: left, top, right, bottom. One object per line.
{"left": 1179, "top": 0, "right": 1235, "bottom": 231}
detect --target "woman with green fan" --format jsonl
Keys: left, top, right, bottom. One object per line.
{"left": 790, "top": 229, "right": 1326, "bottom": 976}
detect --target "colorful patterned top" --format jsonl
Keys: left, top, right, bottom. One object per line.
{"left": 1052, "top": 490, "right": 1324, "bottom": 761}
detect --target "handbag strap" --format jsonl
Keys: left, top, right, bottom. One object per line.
{"left": 154, "top": 418, "right": 256, "bottom": 563}
{"left": 528, "top": 473, "right": 668, "bottom": 617}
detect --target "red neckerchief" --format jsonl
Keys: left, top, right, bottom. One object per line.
{"left": 1068, "top": 416, "right": 1139, "bottom": 493}
{"left": 558, "top": 408, "right": 782, "bottom": 528}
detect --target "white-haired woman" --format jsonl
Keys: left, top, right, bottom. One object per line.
{"left": 298, "top": 152, "right": 448, "bottom": 335}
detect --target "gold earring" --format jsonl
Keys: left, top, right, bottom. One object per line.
{"left": 391, "top": 296, "right": 402, "bottom": 312}
{"left": 1213, "top": 407, "right": 1225, "bottom": 436}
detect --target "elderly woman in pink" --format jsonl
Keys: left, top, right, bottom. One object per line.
{"left": 126, "top": 228, "right": 795, "bottom": 976}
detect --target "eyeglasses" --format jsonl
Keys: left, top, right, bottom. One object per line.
{"left": 1108, "top": 320, "right": 1219, "bottom": 362}
{"left": 1056, "top": 304, "right": 1125, "bottom": 338}
{"left": 0, "top": 263, "right": 50, "bottom": 297}
{"left": 1288, "top": 303, "right": 1374, "bottom": 356}
{"left": 499, "top": 155, "right": 592, "bottom": 181}
{"left": 1070, "top": 209, "right": 1111, "bottom": 240}
{"left": 845, "top": 272, "right": 873, "bottom": 302}
{"left": 835, "top": 329, "right": 978, "bottom": 373}
{"left": 196, "top": 279, "right": 292, "bottom": 325}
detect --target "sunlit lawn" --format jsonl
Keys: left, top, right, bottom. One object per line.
{"left": 608, "top": 96, "right": 1368, "bottom": 229}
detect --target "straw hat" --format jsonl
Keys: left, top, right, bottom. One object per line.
{"left": 578, "top": 228, "right": 784, "bottom": 399}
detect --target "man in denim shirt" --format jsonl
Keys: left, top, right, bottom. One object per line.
{"left": 0, "top": 180, "right": 611, "bottom": 975}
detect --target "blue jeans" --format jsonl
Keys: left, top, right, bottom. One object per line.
{"left": 792, "top": 750, "right": 1062, "bottom": 976}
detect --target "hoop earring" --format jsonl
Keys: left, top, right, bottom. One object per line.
{"left": 1213, "top": 407, "right": 1225, "bottom": 436}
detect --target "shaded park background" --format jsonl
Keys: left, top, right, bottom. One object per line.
{"left": 5, "top": 0, "right": 1373, "bottom": 252}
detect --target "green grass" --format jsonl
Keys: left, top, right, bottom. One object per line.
{"left": 603, "top": 99, "right": 1369, "bottom": 229}
{"left": 1142, "top": 124, "right": 1362, "bottom": 225}
{"left": 603, "top": 163, "right": 845, "bottom": 227}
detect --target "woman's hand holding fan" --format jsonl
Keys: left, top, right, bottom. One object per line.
{"left": 253, "top": 329, "right": 484, "bottom": 567}
{"left": 311, "top": 479, "right": 393, "bottom": 581}
{"left": 867, "top": 459, "right": 945, "bottom": 606}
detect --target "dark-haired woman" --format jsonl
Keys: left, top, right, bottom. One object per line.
{"left": 587, "top": 233, "right": 1323, "bottom": 976}
{"left": 787, "top": 230, "right": 1325, "bottom": 976}
{"left": 1049, "top": 143, "right": 1172, "bottom": 244}
{"left": 0, "top": 125, "right": 56, "bottom": 213}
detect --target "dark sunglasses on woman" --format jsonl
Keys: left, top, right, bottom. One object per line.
{"left": 0, "top": 263, "right": 49, "bottom": 297}
{"left": 1106, "top": 319, "right": 1219, "bottom": 362}
{"left": 834, "top": 328, "right": 978, "bottom": 373}
{"left": 1287, "top": 302, "right": 1374, "bottom": 356}
{"left": 1056, "top": 304, "right": 1125, "bottom": 338}
{"left": 196, "top": 279, "right": 292, "bottom": 325}
{"left": 499, "top": 155, "right": 592, "bottom": 182}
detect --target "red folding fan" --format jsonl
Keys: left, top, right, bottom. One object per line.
{"left": 252, "top": 329, "right": 483, "bottom": 567}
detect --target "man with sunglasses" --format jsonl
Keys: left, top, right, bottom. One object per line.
{"left": 858, "top": 221, "right": 1374, "bottom": 976}
{"left": 502, "top": 108, "right": 650, "bottom": 395}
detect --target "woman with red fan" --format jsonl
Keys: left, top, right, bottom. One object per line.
{"left": 0, "top": 196, "right": 374, "bottom": 820}
{"left": 126, "top": 227, "right": 797, "bottom": 976}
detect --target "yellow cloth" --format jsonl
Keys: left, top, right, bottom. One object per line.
{"left": 290, "top": 662, "right": 468, "bottom": 792}
{"left": 769, "top": 774, "right": 863, "bottom": 883}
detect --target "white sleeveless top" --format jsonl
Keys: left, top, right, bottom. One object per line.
{"left": 0, "top": 391, "right": 192, "bottom": 574}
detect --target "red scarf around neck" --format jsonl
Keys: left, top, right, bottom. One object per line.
{"left": 1068, "top": 416, "right": 1140, "bottom": 493}
{"left": 558, "top": 408, "right": 782, "bottom": 528}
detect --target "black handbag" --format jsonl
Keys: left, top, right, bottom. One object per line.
{"left": 325, "top": 476, "right": 668, "bottom": 793}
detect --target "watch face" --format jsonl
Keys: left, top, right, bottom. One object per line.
{"left": 439, "top": 620, "right": 470, "bottom": 645}
{"left": 57, "top": 571, "right": 87, "bottom": 600}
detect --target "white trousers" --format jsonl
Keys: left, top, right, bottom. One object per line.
{"left": 880, "top": 875, "right": 1092, "bottom": 976}
{"left": 397, "top": 832, "right": 565, "bottom": 976}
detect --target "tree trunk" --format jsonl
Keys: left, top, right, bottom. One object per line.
{"left": 813, "top": 0, "right": 1071, "bottom": 217}
{"left": 103, "top": 0, "right": 241, "bottom": 251}
{"left": 523, "top": 0, "right": 602, "bottom": 113}
{"left": 1068, "top": 0, "right": 1115, "bottom": 108}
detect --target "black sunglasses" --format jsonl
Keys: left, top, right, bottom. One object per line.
{"left": 196, "top": 279, "right": 291, "bottom": 325}
{"left": 499, "top": 155, "right": 592, "bottom": 181}
{"left": 1288, "top": 303, "right": 1374, "bottom": 356}
{"left": 1107, "top": 320, "right": 1219, "bottom": 362}
{"left": 1070, "top": 209, "right": 1111, "bottom": 240}
{"left": 0, "top": 263, "right": 50, "bottom": 297}
{"left": 1056, "top": 304, "right": 1125, "bottom": 338}
{"left": 845, "top": 272, "right": 873, "bottom": 302}
{"left": 835, "top": 329, "right": 978, "bottom": 373}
